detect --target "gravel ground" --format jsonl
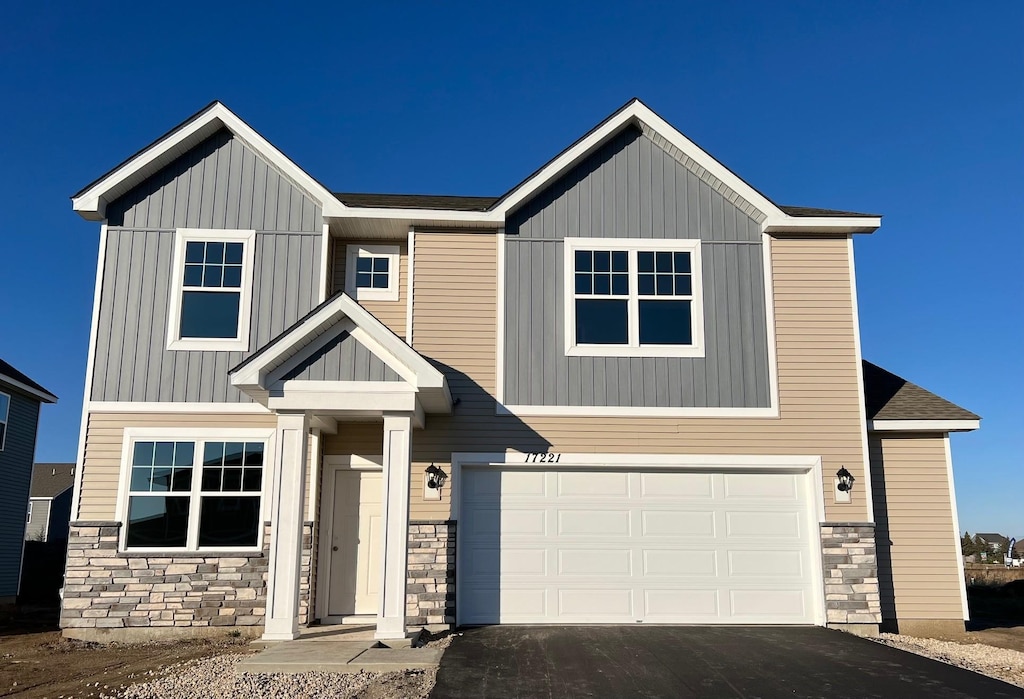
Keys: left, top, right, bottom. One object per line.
{"left": 872, "top": 632, "right": 1024, "bottom": 688}
{"left": 99, "top": 632, "right": 459, "bottom": 699}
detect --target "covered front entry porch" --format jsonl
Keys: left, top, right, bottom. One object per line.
{"left": 228, "top": 293, "right": 452, "bottom": 641}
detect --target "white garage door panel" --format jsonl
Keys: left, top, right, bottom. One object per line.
{"left": 460, "top": 468, "right": 820, "bottom": 625}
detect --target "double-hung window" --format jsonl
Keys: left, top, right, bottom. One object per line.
{"left": 121, "top": 431, "right": 272, "bottom": 551}
{"left": 345, "top": 244, "right": 400, "bottom": 301}
{"left": 565, "top": 238, "right": 704, "bottom": 357}
{"left": 0, "top": 391, "right": 9, "bottom": 451}
{"left": 167, "top": 229, "right": 255, "bottom": 351}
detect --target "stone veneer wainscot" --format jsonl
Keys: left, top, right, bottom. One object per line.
{"left": 406, "top": 520, "right": 456, "bottom": 627}
{"left": 820, "top": 523, "right": 882, "bottom": 630}
{"left": 60, "top": 522, "right": 314, "bottom": 640}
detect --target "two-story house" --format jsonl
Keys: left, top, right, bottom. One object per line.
{"left": 64, "top": 100, "right": 979, "bottom": 642}
{"left": 0, "top": 359, "right": 58, "bottom": 604}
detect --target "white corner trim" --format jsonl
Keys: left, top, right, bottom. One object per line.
{"left": 72, "top": 102, "right": 345, "bottom": 220}
{"left": 561, "top": 237, "right": 705, "bottom": 358}
{"left": 318, "top": 223, "right": 331, "bottom": 303}
{"left": 762, "top": 233, "right": 781, "bottom": 415}
{"left": 495, "top": 229, "right": 505, "bottom": 404}
{"left": 71, "top": 223, "right": 109, "bottom": 520}
{"left": 87, "top": 401, "right": 271, "bottom": 414}
{"left": 847, "top": 236, "right": 875, "bottom": 523}
{"left": 406, "top": 227, "right": 415, "bottom": 344}
{"left": 867, "top": 419, "right": 980, "bottom": 432}
{"left": 345, "top": 244, "right": 401, "bottom": 302}
{"left": 165, "top": 228, "right": 256, "bottom": 353}
{"left": 944, "top": 435, "right": 970, "bottom": 621}
{"left": 496, "top": 403, "right": 779, "bottom": 418}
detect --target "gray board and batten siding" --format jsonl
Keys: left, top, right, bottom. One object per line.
{"left": 504, "top": 125, "right": 771, "bottom": 408}
{"left": 0, "top": 387, "right": 40, "bottom": 597}
{"left": 93, "top": 129, "right": 324, "bottom": 403}
{"left": 277, "top": 331, "right": 403, "bottom": 382}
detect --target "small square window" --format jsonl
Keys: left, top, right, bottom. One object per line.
{"left": 346, "top": 245, "right": 400, "bottom": 301}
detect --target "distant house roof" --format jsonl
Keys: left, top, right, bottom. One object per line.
{"left": 862, "top": 361, "right": 978, "bottom": 422}
{"left": 332, "top": 192, "right": 879, "bottom": 218}
{"left": 976, "top": 533, "right": 1009, "bottom": 545}
{"left": 1013, "top": 540, "right": 1024, "bottom": 556}
{"left": 0, "top": 359, "right": 58, "bottom": 403}
{"left": 29, "top": 463, "right": 75, "bottom": 499}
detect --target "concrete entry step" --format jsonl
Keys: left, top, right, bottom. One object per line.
{"left": 237, "top": 628, "right": 442, "bottom": 675}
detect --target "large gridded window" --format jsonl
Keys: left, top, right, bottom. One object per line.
{"left": 124, "top": 437, "right": 266, "bottom": 550}
{"left": 345, "top": 245, "right": 400, "bottom": 301}
{"left": 0, "top": 391, "right": 8, "bottom": 451}
{"left": 167, "top": 229, "right": 255, "bottom": 352}
{"left": 565, "top": 239, "right": 703, "bottom": 357}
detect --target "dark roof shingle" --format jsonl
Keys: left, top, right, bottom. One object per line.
{"left": 30, "top": 463, "right": 76, "bottom": 499}
{"left": 862, "top": 361, "right": 979, "bottom": 422}
{"left": 0, "top": 359, "right": 57, "bottom": 402}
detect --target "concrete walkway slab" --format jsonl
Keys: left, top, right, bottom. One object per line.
{"left": 236, "top": 630, "right": 442, "bottom": 675}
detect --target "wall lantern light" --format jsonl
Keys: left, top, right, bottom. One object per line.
{"left": 425, "top": 464, "right": 448, "bottom": 490}
{"left": 835, "top": 466, "right": 855, "bottom": 503}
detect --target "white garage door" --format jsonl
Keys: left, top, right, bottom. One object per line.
{"left": 459, "top": 467, "right": 820, "bottom": 625}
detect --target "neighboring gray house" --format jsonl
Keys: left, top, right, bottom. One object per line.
{"left": 26, "top": 463, "right": 75, "bottom": 542}
{"left": 976, "top": 533, "right": 1010, "bottom": 553}
{"left": 0, "top": 359, "right": 57, "bottom": 603}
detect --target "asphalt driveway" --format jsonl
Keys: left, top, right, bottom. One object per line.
{"left": 430, "top": 626, "right": 1024, "bottom": 698}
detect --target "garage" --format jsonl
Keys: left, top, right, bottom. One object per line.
{"left": 458, "top": 464, "right": 823, "bottom": 625}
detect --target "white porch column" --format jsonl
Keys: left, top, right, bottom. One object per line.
{"left": 376, "top": 413, "right": 413, "bottom": 639}
{"left": 263, "top": 411, "right": 309, "bottom": 641}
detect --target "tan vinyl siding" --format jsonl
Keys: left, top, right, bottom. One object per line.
{"left": 332, "top": 239, "right": 408, "bottom": 339}
{"left": 77, "top": 412, "right": 321, "bottom": 522}
{"left": 321, "top": 421, "right": 450, "bottom": 522}
{"left": 870, "top": 433, "right": 964, "bottom": 620}
{"left": 390, "top": 232, "right": 867, "bottom": 521}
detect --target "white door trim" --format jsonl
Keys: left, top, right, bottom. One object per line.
{"left": 450, "top": 451, "right": 827, "bottom": 627}
{"left": 315, "top": 455, "right": 383, "bottom": 623}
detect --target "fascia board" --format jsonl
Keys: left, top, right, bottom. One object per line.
{"left": 867, "top": 419, "right": 980, "bottom": 432}
{"left": 0, "top": 375, "right": 58, "bottom": 404}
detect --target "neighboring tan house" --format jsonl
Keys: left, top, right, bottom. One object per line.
{"left": 26, "top": 463, "right": 75, "bottom": 542}
{"left": 64, "top": 99, "right": 979, "bottom": 641}
{"left": 0, "top": 360, "right": 58, "bottom": 603}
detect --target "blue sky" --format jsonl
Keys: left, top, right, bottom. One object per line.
{"left": 1, "top": 2, "right": 1020, "bottom": 535}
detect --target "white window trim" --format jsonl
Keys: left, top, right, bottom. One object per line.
{"left": 26, "top": 502, "right": 32, "bottom": 524}
{"left": 166, "top": 228, "right": 256, "bottom": 352}
{"left": 345, "top": 244, "right": 400, "bottom": 302}
{"left": 0, "top": 390, "right": 9, "bottom": 451}
{"left": 115, "top": 427, "right": 276, "bottom": 553}
{"left": 563, "top": 237, "right": 705, "bottom": 358}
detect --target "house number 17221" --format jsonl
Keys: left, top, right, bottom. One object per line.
{"left": 525, "top": 452, "right": 561, "bottom": 463}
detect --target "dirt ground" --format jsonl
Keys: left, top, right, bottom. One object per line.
{"left": 0, "top": 608, "right": 253, "bottom": 699}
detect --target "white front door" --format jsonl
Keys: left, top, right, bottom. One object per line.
{"left": 459, "top": 467, "right": 821, "bottom": 625}
{"left": 327, "top": 469, "right": 383, "bottom": 617}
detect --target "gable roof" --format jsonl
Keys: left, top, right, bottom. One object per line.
{"left": 30, "top": 463, "right": 75, "bottom": 498}
{"left": 76, "top": 99, "right": 880, "bottom": 234}
{"left": 863, "top": 360, "right": 979, "bottom": 430}
{"left": 0, "top": 359, "right": 58, "bottom": 403}
{"left": 976, "top": 533, "right": 1009, "bottom": 544}
{"left": 72, "top": 101, "right": 345, "bottom": 221}
{"left": 230, "top": 292, "right": 450, "bottom": 414}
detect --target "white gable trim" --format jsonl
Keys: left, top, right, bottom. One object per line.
{"left": 867, "top": 419, "right": 980, "bottom": 432}
{"left": 73, "top": 102, "right": 345, "bottom": 221}
{"left": 490, "top": 100, "right": 881, "bottom": 234}
{"left": 230, "top": 293, "right": 450, "bottom": 412}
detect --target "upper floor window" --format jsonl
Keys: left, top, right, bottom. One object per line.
{"left": 0, "top": 391, "right": 9, "bottom": 451}
{"left": 345, "top": 244, "right": 400, "bottom": 301}
{"left": 121, "top": 434, "right": 269, "bottom": 551}
{"left": 564, "top": 238, "right": 704, "bottom": 358}
{"left": 166, "top": 229, "right": 255, "bottom": 352}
